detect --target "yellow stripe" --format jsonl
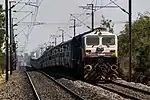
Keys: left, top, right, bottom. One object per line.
{"left": 115, "top": 49, "right": 118, "bottom": 57}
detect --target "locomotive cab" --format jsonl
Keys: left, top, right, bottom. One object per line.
{"left": 84, "top": 30, "right": 118, "bottom": 57}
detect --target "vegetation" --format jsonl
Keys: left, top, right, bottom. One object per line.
{"left": 118, "top": 12, "right": 150, "bottom": 83}
{"left": 0, "top": 5, "right": 5, "bottom": 73}
{"left": 100, "top": 15, "right": 114, "bottom": 33}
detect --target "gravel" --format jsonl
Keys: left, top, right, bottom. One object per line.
{"left": 115, "top": 78, "right": 150, "bottom": 92}
{"left": 57, "top": 78, "right": 130, "bottom": 100}
{"left": 100, "top": 82, "right": 150, "bottom": 100}
{"left": 0, "top": 69, "right": 35, "bottom": 100}
{"left": 1, "top": 69, "right": 148, "bottom": 100}
{"left": 28, "top": 71, "right": 77, "bottom": 100}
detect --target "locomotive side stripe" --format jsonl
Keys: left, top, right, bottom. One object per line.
{"left": 115, "top": 49, "right": 118, "bottom": 57}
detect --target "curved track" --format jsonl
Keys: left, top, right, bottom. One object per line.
{"left": 25, "top": 71, "right": 41, "bottom": 100}
{"left": 95, "top": 80, "right": 150, "bottom": 100}
{"left": 40, "top": 71, "right": 84, "bottom": 100}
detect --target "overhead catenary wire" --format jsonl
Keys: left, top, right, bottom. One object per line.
{"left": 17, "top": 3, "right": 27, "bottom": 12}
{"left": 22, "top": 30, "right": 29, "bottom": 41}
{"left": 60, "top": 0, "right": 110, "bottom": 38}
{"left": 39, "top": 0, "right": 44, "bottom": 7}
{"left": 13, "top": 1, "right": 32, "bottom": 53}
{"left": 58, "top": 0, "right": 96, "bottom": 37}
{"left": 72, "top": 0, "right": 95, "bottom": 20}
{"left": 14, "top": 11, "right": 33, "bottom": 26}
{"left": 29, "top": 0, "right": 45, "bottom": 33}
{"left": 76, "top": 0, "right": 117, "bottom": 28}
{"left": 95, "top": 0, "right": 117, "bottom": 12}
{"left": 16, "top": 0, "right": 118, "bottom": 53}
{"left": 29, "top": 0, "right": 44, "bottom": 33}
{"left": 28, "top": 5, "right": 39, "bottom": 36}
{"left": 56, "top": 1, "right": 95, "bottom": 40}
{"left": 22, "top": 0, "right": 44, "bottom": 52}
{"left": 110, "top": 0, "right": 129, "bottom": 14}
{"left": 70, "top": 14, "right": 91, "bottom": 29}
{"left": 19, "top": 1, "right": 38, "bottom": 51}
{"left": 15, "top": 25, "right": 29, "bottom": 37}
{"left": 10, "top": 0, "right": 24, "bottom": 8}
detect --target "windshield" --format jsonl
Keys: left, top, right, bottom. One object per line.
{"left": 102, "top": 35, "right": 115, "bottom": 45}
{"left": 86, "top": 35, "right": 99, "bottom": 45}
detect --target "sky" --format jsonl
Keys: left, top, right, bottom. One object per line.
{"left": 0, "top": 0, "right": 150, "bottom": 54}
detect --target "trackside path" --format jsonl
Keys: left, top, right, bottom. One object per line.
{"left": 0, "top": 69, "right": 35, "bottom": 100}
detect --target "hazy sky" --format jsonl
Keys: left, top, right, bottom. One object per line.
{"left": 0, "top": 0, "right": 150, "bottom": 54}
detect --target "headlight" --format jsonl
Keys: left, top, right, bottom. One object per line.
{"left": 86, "top": 50, "right": 91, "bottom": 55}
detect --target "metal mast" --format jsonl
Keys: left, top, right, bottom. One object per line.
{"left": 5, "top": 0, "right": 9, "bottom": 81}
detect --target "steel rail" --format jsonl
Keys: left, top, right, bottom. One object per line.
{"left": 40, "top": 71, "right": 84, "bottom": 100}
{"left": 96, "top": 81, "right": 150, "bottom": 100}
{"left": 96, "top": 83, "right": 141, "bottom": 100}
{"left": 111, "top": 80, "right": 150, "bottom": 94}
{"left": 25, "top": 71, "right": 41, "bottom": 100}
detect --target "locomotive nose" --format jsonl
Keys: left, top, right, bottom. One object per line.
{"left": 96, "top": 47, "right": 104, "bottom": 53}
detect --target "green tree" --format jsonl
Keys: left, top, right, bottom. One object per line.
{"left": 100, "top": 15, "right": 114, "bottom": 33}
{"left": 118, "top": 12, "right": 150, "bottom": 79}
{"left": 0, "top": 4, "right": 5, "bottom": 73}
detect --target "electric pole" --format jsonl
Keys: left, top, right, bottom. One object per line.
{"left": 129, "top": 0, "right": 132, "bottom": 82}
{"left": 110, "top": 0, "right": 132, "bottom": 81}
{"left": 9, "top": 1, "right": 12, "bottom": 75}
{"left": 79, "top": 4, "right": 94, "bottom": 30}
{"left": 5, "top": 0, "right": 9, "bottom": 81}
{"left": 69, "top": 18, "right": 81, "bottom": 37}
{"left": 50, "top": 34, "right": 60, "bottom": 46}
{"left": 55, "top": 37, "right": 57, "bottom": 46}
{"left": 89, "top": 4, "right": 94, "bottom": 30}
{"left": 79, "top": 4, "right": 117, "bottom": 30}
{"left": 69, "top": 19, "right": 76, "bottom": 37}
{"left": 12, "top": 19, "right": 17, "bottom": 70}
{"left": 58, "top": 28, "right": 64, "bottom": 42}
{"left": 62, "top": 30, "right": 64, "bottom": 42}
{"left": 9, "top": 1, "right": 16, "bottom": 74}
{"left": 73, "top": 19, "right": 76, "bottom": 37}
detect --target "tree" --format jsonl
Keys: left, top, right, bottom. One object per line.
{"left": 100, "top": 15, "right": 114, "bottom": 33}
{"left": 0, "top": 4, "right": 5, "bottom": 73}
{"left": 118, "top": 12, "right": 150, "bottom": 81}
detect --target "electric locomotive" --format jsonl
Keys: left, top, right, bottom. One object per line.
{"left": 31, "top": 27, "right": 119, "bottom": 81}
{"left": 83, "top": 28, "right": 118, "bottom": 80}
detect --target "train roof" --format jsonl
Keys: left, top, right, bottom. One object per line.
{"left": 83, "top": 28, "right": 115, "bottom": 36}
{"left": 41, "top": 27, "right": 114, "bottom": 57}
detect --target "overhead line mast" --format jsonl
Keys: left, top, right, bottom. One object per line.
{"left": 9, "top": 1, "right": 13, "bottom": 75}
{"left": 79, "top": 4, "right": 117, "bottom": 30}
{"left": 110, "top": 0, "right": 132, "bottom": 82}
{"left": 5, "top": 0, "right": 9, "bottom": 82}
{"left": 129, "top": 0, "right": 132, "bottom": 82}
{"left": 69, "top": 18, "right": 81, "bottom": 37}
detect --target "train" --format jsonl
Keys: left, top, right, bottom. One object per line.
{"left": 30, "top": 27, "right": 119, "bottom": 81}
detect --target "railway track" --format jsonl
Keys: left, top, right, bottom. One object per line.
{"left": 40, "top": 71, "right": 84, "bottom": 100}
{"left": 25, "top": 71, "right": 41, "bottom": 100}
{"left": 95, "top": 80, "right": 150, "bottom": 100}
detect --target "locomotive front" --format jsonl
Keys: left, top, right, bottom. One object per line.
{"left": 83, "top": 29, "right": 118, "bottom": 81}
